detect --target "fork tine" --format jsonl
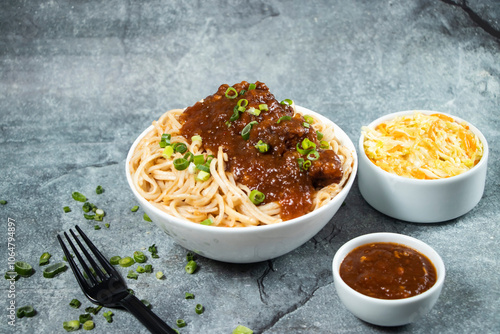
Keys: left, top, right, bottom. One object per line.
{"left": 75, "top": 225, "right": 117, "bottom": 277}
{"left": 63, "top": 230, "right": 99, "bottom": 285}
{"left": 69, "top": 229, "right": 108, "bottom": 281}
{"left": 57, "top": 234, "right": 90, "bottom": 290}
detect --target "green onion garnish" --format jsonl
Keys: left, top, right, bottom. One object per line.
{"left": 14, "top": 261, "right": 33, "bottom": 276}
{"left": 185, "top": 260, "right": 197, "bottom": 274}
{"left": 196, "top": 171, "right": 211, "bottom": 182}
{"left": 131, "top": 205, "right": 139, "bottom": 212}
{"left": 82, "top": 320, "right": 94, "bottom": 330}
{"left": 173, "top": 157, "right": 189, "bottom": 170}
{"left": 103, "top": 311, "right": 114, "bottom": 323}
{"left": 307, "top": 150, "right": 320, "bottom": 161}
{"left": 42, "top": 262, "right": 68, "bottom": 278}
{"left": 156, "top": 271, "right": 164, "bottom": 280}
{"left": 63, "top": 320, "right": 80, "bottom": 332}
{"left": 79, "top": 313, "right": 92, "bottom": 324}
{"left": 176, "top": 319, "right": 187, "bottom": 328}
{"left": 85, "top": 305, "right": 102, "bottom": 315}
{"left": 259, "top": 104, "right": 268, "bottom": 111}
{"left": 109, "top": 256, "right": 121, "bottom": 265}
{"left": 136, "top": 265, "right": 145, "bottom": 273}
{"left": 254, "top": 140, "right": 269, "bottom": 153}
{"left": 39, "top": 252, "right": 51, "bottom": 266}
{"left": 172, "top": 142, "right": 188, "bottom": 154}
{"left": 148, "top": 244, "right": 159, "bottom": 258}
{"left": 276, "top": 115, "right": 291, "bottom": 124}
{"left": 96, "top": 185, "right": 104, "bottom": 194}
{"left": 248, "top": 83, "right": 256, "bottom": 90}
{"left": 162, "top": 145, "right": 174, "bottom": 159}
{"left": 69, "top": 299, "right": 81, "bottom": 309}
{"left": 233, "top": 325, "right": 254, "bottom": 334}
{"left": 195, "top": 304, "right": 204, "bottom": 315}
{"left": 16, "top": 305, "right": 36, "bottom": 318}
{"left": 141, "top": 299, "right": 152, "bottom": 309}
{"left": 133, "top": 251, "right": 147, "bottom": 263}
{"left": 196, "top": 164, "right": 210, "bottom": 173}
{"left": 296, "top": 138, "right": 317, "bottom": 155}
{"left": 241, "top": 121, "right": 258, "bottom": 140}
{"left": 94, "top": 225, "right": 101, "bottom": 230}
{"left": 185, "top": 292, "right": 195, "bottom": 299}
{"left": 159, "top": 133, "right": 171, "bottom": 148}
{"left": 143, "top": 213, "right": 152, "bottom": 222}
{"left": 320, "top": 140, "right": 329, "bottom": 149}
{"left": 280, "top": 99, "right": 293, "bottom": 106}
{"left": 304, "top": 115, "right": 314, "bottom": 124}
{"left": 200, "top": 218, "right": 213, "bottom": 225}
{"left": 63, "top": 206, "right": 71, "bottom": 213}
{"left": 303, "top": 122, "right": 310, "bottom": 128}
{"left": 246, "top": 107, "right": 261, "bottom": 116}
{"left": 144, "top": 264, "right": 153, "bottom": 273}
{"left": 249, "top": 189, "right": 265, "bottom": 205}
{"left": 316, "top": 131, "right": 324, "bottom": 140}
{"left": 127, "top": 270, "right": 138, "bottom": 280}
{"left": 298, "top": 158, "right": 312, "bottom": 171}
{"left": 230, "top": 105, "right": 241, "bottom": 122}
{"left": 186, "top": 252, "right": 195, "bottom": 262}
{"left": 191, "top": 135, "right": 202, "bottom": 142}
{"left": 0, "top": 200, "right": 7, "bottom": 205}
{"left": 192, "top": 155, "right": 205, "bottom": 165}
{"left": 72, "top": 192, "right": 87, "bottom": 202}
{"left": 237, "top": 99, "right": 249, "bottom": 109}
{"left": 225, "top": 87, "right": 238, "bottom": 99}
{"left": 119, "top": 256, "right": 135, "bottom": 267}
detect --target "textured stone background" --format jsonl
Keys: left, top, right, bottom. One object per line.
{"left": 1, "top": 0, "right": 499, "bottom": 333}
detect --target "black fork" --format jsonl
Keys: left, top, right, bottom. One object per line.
{"left": 57, "top": 225, "right": 177, "bottom": 334}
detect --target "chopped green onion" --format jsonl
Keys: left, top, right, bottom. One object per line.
{"left": 82, "top": 202, "right": 92, "bottom": 213}
{"left": 156, "top": 271, "right": 164, "bottom": 280}
{"left": 259, "top": 103, "right": 268, "bottom": 111}
{"left": 237, "top": 99, "right": 249, "bottom": 108}
{"left": 69, "top": 299, "right": 81, "bottom": 309}
{"left": 196, "top": 164, "right": 210, "bottom": 173}
{"left": 79, "top": 313, "right": 92, "bottom": 324}
{"left": 196, "top": 171, "right": 211, "bottom": 182}
{"left": 185, "top": 260, "right": 197, "bottom": 274}
{"left": 14, "top": 261, "right": 33, "bottom": 276}
{"left": 230, "top": 105, "right": 241, "bottom": 122}
{"left": 316, "top": 131, "right": 324, "bottom": 140}
{"left": 16, "top": 305, "right": 36, "bottom": 318}
{"left": 143, "top": 213, "right": 152, "bottom": 222}
{"left": 96, "top": 185, "right": 104, "bottom": 194}
{"left": 304, "top": 115, "right": 315, "bottom": 124}
{"left": 159, "top": 133, "right": 171, "bottom": 147}
{"left": 296, "top": 138, "right": 316, "bottom": 155}
{"left": 248, "top": 83, "right": 256, "bottom": 90}
{"left": 63, "top": 320, "right": 80, "bottom": 332}
{"left": 233, "top": 325, "right": 254, "bottom": 334}
{"left": 225, "top": 86, "right": 238, "bottom": 99}
{"left": 0, "top": 200, "right": 7, "bottom": 205}
{"left": 109, "top": 256, "right": 121, "bottom": 265}
{"left": 298, "top": 158, "right": 312, "bottom": 171}
{"left": 82, "top": 320, "right": 94, "bottom": 330}
{"left": 104, "top": 223, "right": 110, "bottom": 228}
{"left": 191, "top": 135, "right": 202, "bottom": 142}
{"left": 131, "top": 205, "right": 139, "bottom": 212}
{"left": 72, "top": 192, "right": 87, "bottom": 202}
{"left": 239, "top": 89, "right": 246, "bottom": 95}
{"left": 148, "top": 244, "right": 159, "bottom": 258}
{"left": 136, "top": 265, "right": 145, "bottom": 273}
{"left": 39, "top": 252, "right": 51, "bottom": 266}
{"left": 144, "top": 264, "right": 153, "bottom": 273}
{"left": 94, "top": 225, "right": 101, "bottom": 230}
{"left": 241, "top": 121, "right": 258, "bottom": 140}
{"left": 303, "top": 122, "right": 310, "bottom": 128}
{"left": 192, "top": 155, "right": 205, "bottom": 165}
{"left": 103, "top": 311, "right": 114, "bottom": 323}
{"left": 141, "top": 299, "right": 152, "bottom": 309}
{"left": 85, "top": 305, "right": 102, "bottom": 315}
{"left": 172, "top": 142, "right": 188, "bottom": 154}
{"left": 246, "top": 107, "right": 261, "bottom": 116}
{"left": 133, "top": 251, "right": 147, "bottom": 263}
{"left": 200, "top": 218, "right": 213, "bottom": 225}
{"left": 173, "top": 157, "right": 189, "bottom": 170}
{"left": 63, "top": 206, "right": 71, "bottom": 213}
{"left": 195, "top": 304, "right": 204, "bottom": 315}
{"left": 276, "top": 115, "right": 291, "bottom": 124}
{"left": 43, "top": 262, "right": 67, "bottom": 278}
{"left": 307, "top": 150, "right": 320, "bottom": 161}
{"left": 186, "top": 252, "right": 195, "bottom": 262}
{"left": 127, "top": 270, "right": 138, "bottom": 280}
{"left": 185, "top": 292, "right": 195, "bottom": 299}
{"left": 119, "top": 256, "right": 135, "bottom": 267}
{"left": 254, "top": 140, "right": 269, "bottom": 153}
{"left": 176, "top": 319, "right": 187, "bottom": 328}
{"left": 280, "top": 99, "right": 293, "bottom": 106}
{"left": 83, "top": 214, "right": 95, "bottom": 220}
{"left": 249, "top": 189, "right": 265, "bottom": 205}
{"left": 162, "top": 145, "right": 174, "bottom": 159}
{"left": 320, "top": 140, "right": 330, "bottom": 149}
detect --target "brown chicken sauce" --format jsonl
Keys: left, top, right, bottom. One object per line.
{"left": 179, "top": 81, "right": 343, "bottom": 220}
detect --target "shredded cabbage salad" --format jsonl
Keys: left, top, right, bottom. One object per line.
{"left": 362, "top": 112, "right": 483, "bottom": 179}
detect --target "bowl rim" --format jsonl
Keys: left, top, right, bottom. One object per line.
{"left": 358, "top": 110, "right": 489, "bottom": 184}
{"left": 125, "top": 105, "right": 358, "bottom": 234}
{"left": 332, "top": 232, "right": 446, "bottom": 305}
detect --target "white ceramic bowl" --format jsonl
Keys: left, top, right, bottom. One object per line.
{"left": 358, "top": 110, "right": 488, "bottom": 223}
{"left": 125, "top": 106, "right": 358, "bottom": 263}
{"left": 332, "top": 232, "right": 445, "bottom": 327}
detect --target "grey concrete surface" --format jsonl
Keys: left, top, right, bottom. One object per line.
{"left": 1, "top": 0, "right": 499, "bottom": 333}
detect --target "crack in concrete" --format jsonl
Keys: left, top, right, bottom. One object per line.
{"left": 257, "top": 260, "right": 275, "bottom": 304}
{"left": 439, "top": 0, "right": 500, "bottom": 40}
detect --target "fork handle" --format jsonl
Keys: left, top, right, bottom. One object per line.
{"left": 119, "top": 293, "right": 177, "bottom": 334}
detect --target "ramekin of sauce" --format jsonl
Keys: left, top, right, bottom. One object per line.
{"left": 332, "top": 233, "right": 445, "bottom": 327}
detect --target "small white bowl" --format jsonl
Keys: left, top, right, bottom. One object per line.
{"left": 358, "top": 110, "right": 488, "bottom": 223}
{"left": 332, "top": 232, "right": 445, "bottom": 327}
{"left": 125, "top": 106, "right": 358, "bottom": 263}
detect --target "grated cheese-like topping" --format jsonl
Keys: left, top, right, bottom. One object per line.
{"left": 362, "top": 112, "right": 483, "bottom": 179}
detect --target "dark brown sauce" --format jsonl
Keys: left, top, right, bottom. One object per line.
{"left": 179, "top": 81, "right": 343, "bottom": 220}
{"left": 339, "top": 242, "right": 437, "bottom": 299}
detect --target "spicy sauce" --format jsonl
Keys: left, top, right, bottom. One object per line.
{"left": 179, "top": 81, "right": 343, "bottom": 220}
{"left": 339, "top": 242, "right": 437, "bottom": 299}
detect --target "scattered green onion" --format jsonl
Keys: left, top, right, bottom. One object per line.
{"left": 172, "top": 142, "right": 188, "bottom": 154}
{"left": 136, "top": 266, "right": 145, "bottom": 273}
{"left": 63, "top": 206, "right": 71, "bottom": 213}
{"left": 14, "top": 261, "right": 33, "bottom": 276}
{"left": 144, "top": 264, "right": 153, "bottom": 273}
{"left": 131, "top": 205, "right": 139, "bottom": 212}
{"left": 133, "top": 251, "right": 147, "bottom": 263}
{"left": 303, "top": 122, "right": 310, "bottom": 128}
{"left": 249, "top": 189, "right": 265, "bottom": 205}
{"left": 82, "top": 320, "right": 94, "bottom": 330}
{"left": 196, "top": 164, "right": 210, "bottom": 173}
{"left": 320, "top": 140, "right": 330, "bottom": 149}
{"left": 241, "top": 121, "right": 258, "bottom": 140}
{"left": 254, "top": 140, "right": 269, "bottom": 153}
{"left": 185, "top": 260, "right": 197, "bottom": 274}
{"left": 237, "top": 99, "right": 249, "bottom": 108}
{"left": 162, "top": 145, "right": 174, "bottom": 159}
{"left": 127, "top": 270, "right": 138, "bottom": 280}
{"left": 173, "top": 157, "right": 189, "bottom": 170}
{"left": 79, "top": 313, "right": 92, "bottom": 324}
{"left": 85, "top": 305, "right": 102, "bottom": 315}
{"left": 94, "top": 209, "right": 104, "bottom": 220}
{"left": 16, "top": 305, "right": 36, "bottom": 318}
{"left": 63, "top": 320, "right": 80, "bottom": 332}
{"left": 109, "top": 256, "right": 121, "bottom": 265}
{"left": 159, "top": 133, "right": 171, "bottom": 148}
{"left": 39, "top": 252, "right": 51, "bottom": 266}
{"left": 195, "top": 304, "right": 204, "bottom": 315}
{"left": 298, "top": 158, "right": 312, "bottom": 171}
{"left": 316, "top": 131, "right": 324, "bottom": 140}
{"left": 69, "top": 299, "right": 81, "bottom": 309}
{"left": 103, "top": 311, "right": 114, "bottom": 323}
{"left": 307, "top": 150, "right": 320, "bottom": 161}
{"left": 176, "top": 319, "right": 187, "bottom": 328}
{"left": 225, "top": 87, "right": 238, "bottom": 99}
{"left": 276, "top": 115, "right": 291, "bottom": 124}
{"left": 0, "top": 200, "right": 7, "bottom": 205}
{"left": 233, "top": 325, "right": 254, "bottom": 334}
{"left": 156, "top": 271, "right": 164, "bottom": 280}
{"left": 200, "top": 218, "right": 213, "bottom": 225}
{"left": 246, "top": 107, "right": 261, "bottom": 116}
{"left": 230, "top": 105, "right": 242, "bottom": 122}
{"left": 83, "top": 214, "right": 95, "bottom": 220}
{"left": 186, "top": 252, "right": 195, "bottom": 262}
{"left": 94, "top": 225, "right": 101, "bottom": 230}
{"left": 105, "top": 223, "right": 110, "bottom": 228}
{"left": 72, "top": 192, "right": 87, "bottom": 202}
{"left": 95, "top": 185, "right": 104, "bottom": 194}
{"left": 259, "top": 103, "right": 268, "bottom": 111}
{"left": 304, "top": 115, "right": 314, "bottom": 124}
{"left": 248, "top": 83, "right": 256, "bottom": 90}
{"left": 196, "top": 171, "right": 211, "bottom": 182}
{"left": 119, "top": 256, "right": 135, "bottom": 267}
{"left": 143, "top": 213, "right": 152, "bottom": 222}
{"left": 82, "top": 202, "right": 92, "bottom": 213}
{"left": 185, "top": 292, "right": 195, "bottom": 299}
{"left": 148, "top": 244, "right": 159, "bottom": 258}
{"left": 280, "top": 99, "right": 293, "bottom": 106}
{"left": 43, "top": 262, "right": 67, "bottom": 278}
